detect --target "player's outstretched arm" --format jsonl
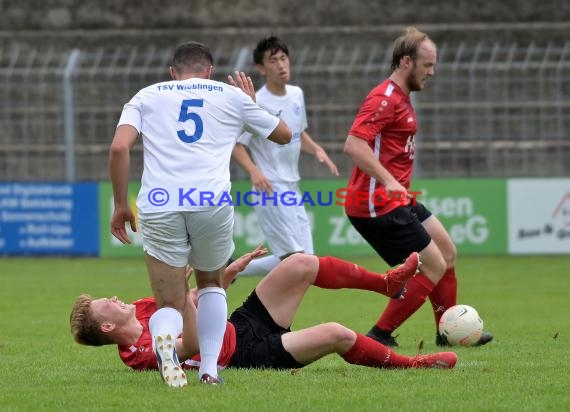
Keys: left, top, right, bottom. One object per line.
{"left": 232, "top": 144, "right": 274, "bottom": 193}
{"left": 109, "top": 125, "right": 138, "bottom": 244}
{"left": 223, "top": 244, "right": 268, "bottom": 288}
{"left": 300, "top": 131, "right": 339, "bottom": 176}
{"left": 267, "top": 120, "right": 292, "bottom": 145}
{"left": 184, "top": 244, "right": 269, "bottom": 297}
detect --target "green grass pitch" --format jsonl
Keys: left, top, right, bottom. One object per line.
{"left": 0, "top": 255, "right": 568, "bottom": 411}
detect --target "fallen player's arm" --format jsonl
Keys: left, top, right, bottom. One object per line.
{"left": 222, "top": 244, "right": 268, "bottom": 288}
{"left": 185, "top": 244, "right": 268, "bottom": 304}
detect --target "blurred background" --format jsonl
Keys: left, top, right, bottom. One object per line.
{"left": 2, "top": 0, "right": 570, "bottom": 180}
{"left": 1, "top": 0, "right": 569, "bottom": 256}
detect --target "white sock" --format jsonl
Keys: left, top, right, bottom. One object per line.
{"left": 238, "top": 255, "right": 281, "bottom": 276}
{"left": 149, "top": 307, "right": 183, "bottom": 351}
{"left": 197, "top": 287, "right": 227, "bottom": 378}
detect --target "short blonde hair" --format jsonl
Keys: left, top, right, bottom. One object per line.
{"left": 70, "top": 294, "right": 113, "bottom": 346}
{"left": 391, "top": 27, "right": 434, "bottom": 71}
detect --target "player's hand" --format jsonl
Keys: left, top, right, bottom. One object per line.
{"left": 228, "top": 71, "right": 256, "bottom": 102}
{"left": 226, "top": 244, "right": 268, "bottom": 274}
{"left": 384, "top": 179, "right": 408, "bottom": 199}
{"left": 251, "top": 169, "right": 274, "bottom": 194}
{"left": 314, "top": 147, "right": 339, "bottom": 176}
{"left": 247, "top": 243, "right": 268, "bottom": 259}
{"left": 110, "top": 206, "right": 136, "bottom": 244}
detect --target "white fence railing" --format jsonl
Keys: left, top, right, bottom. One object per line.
{"left": 1, "top": 41, "right": 569, "bottom": 181}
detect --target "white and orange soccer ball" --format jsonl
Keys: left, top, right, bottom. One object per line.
{"left": 438, "top": 304, "right": 484, "bottom": 346}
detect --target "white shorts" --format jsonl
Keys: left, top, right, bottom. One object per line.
{"left": 253, "top": 181, "right": 313, "bottom": 258}
{"left": 138, "top": 205, "right": 235, "bottom": 270}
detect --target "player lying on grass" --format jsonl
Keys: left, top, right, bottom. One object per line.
{"left": 70, "top": 248, "right": 457, "bottom": 386}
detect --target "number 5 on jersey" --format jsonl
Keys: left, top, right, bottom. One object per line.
{"left": 177, "top": 99, "right": 204, "bottom": 143}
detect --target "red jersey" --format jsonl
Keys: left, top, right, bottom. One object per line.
{"left": 118, "top": 297, "right": 236, "bottom": 371}
{"left": 345, "top": 79, "right": 417, "bottom": 218}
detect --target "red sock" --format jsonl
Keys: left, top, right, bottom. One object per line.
{"left": 429, "top": 268, "right": 458, "bottom": 327}
{"left": 376, "top": 273, "right": 435, "bottom": 332}
{"left": 341, "top": 333, "right": 412, "bottom": 368}
{"left": 314, "top": 256, "right": 390, "bottom": 296}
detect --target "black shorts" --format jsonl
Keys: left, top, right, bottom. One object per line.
{"left": 348, "top": 202, "right": 432, "bottom": 266}
{"left": 227, "top": 290, "right": 304, "bottom": 370}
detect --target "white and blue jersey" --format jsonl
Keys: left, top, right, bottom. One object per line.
{"left": 238, "top": 84, "right": 307, "bottom": 183}
{"left": 117, "top": 78, "right": 279, "bottom": 212}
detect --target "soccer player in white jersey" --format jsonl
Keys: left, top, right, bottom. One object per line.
{"left": 232, "top": 36, "right": 339, "bottom": 276}
{"left": 109, "top": 41, "right": 291, "bottom": 387}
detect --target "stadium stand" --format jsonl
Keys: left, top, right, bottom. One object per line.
{"left": 1, "top": 19, "right": 569, "bottom": 181}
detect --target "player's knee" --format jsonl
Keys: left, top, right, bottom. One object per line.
{"left": 323, "top": 322, "right": 355, "bottom": 347}
{"left": 284, "top": 253, "right": 318, "bottom": 282}
{"left": 436, "top": 234, "right": 458, "bottom": 268}
{"left": 443, "top": 243, "right": 457, "bottom": 268}
{"left": 422, "top": 254, "right": 447, "bottom": 282}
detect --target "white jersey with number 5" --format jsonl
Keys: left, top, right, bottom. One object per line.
{"left": 117, "top": 78, "right": 280, "bottom": 212}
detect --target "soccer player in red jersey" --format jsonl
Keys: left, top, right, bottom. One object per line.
{"left": 343, "top": 27, "right": 492, "bottom": 348}
{"left": 70, "top": 249, "right": 458, "bottom": 381}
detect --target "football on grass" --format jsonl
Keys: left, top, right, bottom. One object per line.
{"left": 438, "top": 304, "right": 483, "bottom": 346}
